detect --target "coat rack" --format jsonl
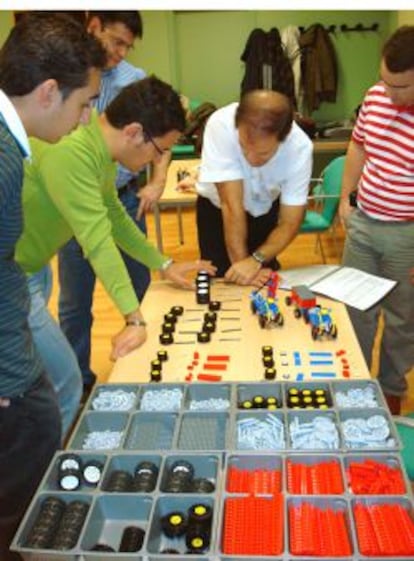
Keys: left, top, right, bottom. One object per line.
{"left": 299, "top": 25, "right": 336, "bottom": 34}
{"left": 340, "top": 23, "right": 379, "bottom": 33}
{"left": 299, "top": 23, "right": 379, "bottom": 34}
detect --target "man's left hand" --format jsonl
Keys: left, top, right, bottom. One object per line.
{"left": 136, "top": 182, "right": 164, "bottom": 220}
{"left": 224, "top": 256, "right": 263, "bottom": 285}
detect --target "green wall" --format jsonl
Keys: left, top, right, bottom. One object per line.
{"left": 168, "top": 10, "right": 392, "bottom": 122}
{"left": 130, "top": 10, "right": 394, "bottom": 122}
{"left": 0, "top": 9, "right": 405, "bottom": 122}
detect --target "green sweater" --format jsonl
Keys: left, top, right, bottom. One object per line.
{"left": 16, "top": 111, "right": 167, "bottom": 315}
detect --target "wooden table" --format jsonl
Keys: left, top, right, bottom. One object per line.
{"left": 312, "top": 138, "right": 349, "bottom": 153}
{"left": 153, "top": 159, "right": 198, "bottom": 253}
{"left": 109, "top": 280, "right": 369, "bottom": 384}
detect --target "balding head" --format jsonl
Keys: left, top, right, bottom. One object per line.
{"left": 235, "top": 89, "right": 293, "bottom": 142}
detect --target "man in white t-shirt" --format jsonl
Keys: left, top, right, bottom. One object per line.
{"left": 196, "top": 90, "right": 313, "bottom": 285}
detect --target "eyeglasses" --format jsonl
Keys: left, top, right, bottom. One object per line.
{"left": 143, "top": 129, "right": 169, "bottom": 156}
{"left": 104, "top": 29, "right": 134, "bottom": 53}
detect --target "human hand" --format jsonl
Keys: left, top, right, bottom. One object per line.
{"left": 250, "top": 267, "right": 273, "bottom": 288}
{"left": 136, "top": 182, "right": 164, "bottom": 220}
{"left": 224, "top": 256, "right": 262, "bottom": 285}
{"left": 176, "top": 176, "right": 197, "bottom": 193}
{"left": 163, "top": 260, "right": 216, "bottom": 289}
{"left": 110, "top": 324, "right": 147, "bottom": 361}
{"left": 339, "top": 198, "right": 355, "bottom": 228}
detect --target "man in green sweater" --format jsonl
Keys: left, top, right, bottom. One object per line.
{"left": 16, "top": 76, "right": 215, "bottom": 426}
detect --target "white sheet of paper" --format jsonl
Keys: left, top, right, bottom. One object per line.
{"left": 280, "top": 265, "right": 397, "bottom": 311}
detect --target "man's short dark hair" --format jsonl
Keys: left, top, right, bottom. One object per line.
{"left": 0, "top": 13, "right": 107, "bottom": 99}
{"left": 14, "top": 11, "right": 86, "bottom": 25}
{"left": 106, "top": 76, "right": 186, "bottom": 136}
{"left": 382, "top": 26, "right": 414, "bottom": 73}
{"left": 87, "top": 11, "right": 143, "bottom": 39}
{"left": 235, "top": 89, "right": 293, "bottom": 142}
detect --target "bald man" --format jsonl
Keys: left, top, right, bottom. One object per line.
{"left": 196, "top": 90, "right": 313, "bottom": 285}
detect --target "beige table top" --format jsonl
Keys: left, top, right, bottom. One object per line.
{"left": 158, "top": 159, "right": 199, "bottom": 206}
{"left": 109, "top": 280, "right": 370, "bottom": 384}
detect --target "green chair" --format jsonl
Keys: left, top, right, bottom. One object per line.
{"left": 394, "top": 414, "right": 414, "bottom": 482}
{"left": 171, "top": 99, "right": 204, "bottom": 160}
{"left": 171, "top": 144, "right": 197, "bottom": 159}
{"left": 300, "top": 155, "right": 346, "bottom": 263}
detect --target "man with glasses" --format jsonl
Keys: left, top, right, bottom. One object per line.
{"left": 339, "top": 26, "right": 414, "bottom": 415}
{"left": 16, "top": 78, "right": 215, "bottom": 406}
{"left": 0, "top": 14, "right": 106, "bottom": 558}
{"left": 57, "top": 12, "right": 169, "bottom": 399}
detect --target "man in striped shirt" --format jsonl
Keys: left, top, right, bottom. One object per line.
{"left": 339, "top": 26, "right": 414, "bottom": 415}
{"left": 0, "top": 14, "right": 106, "bottom": 558}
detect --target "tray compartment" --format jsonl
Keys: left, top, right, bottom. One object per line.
{"left": 185, "top": 383, "right": 232, "bottom": 411}
{"left": 286, "top": 453, "right": 344, "bottom": 494}
{"left": 160, "top": 454, "right": 219, "bottom": 494}
{"left": 237, "top": 382, "right": 283, "bottom": 410}
{"left": 235, "top": 411, "right": 286, "bottom": 450}
{"left": 147, "top": 496, "right": 216, "bottom": 555}
{"left": 177, "top": 412, "right": 229, "bottom": 450}
{"left": 88, "top": 384, "right": 140, "bottom": 412}
{"left": 225, "top": 453, "right": 282, "bottom": 494}
{"left": 125, "top": 413, "right": 177, "bottom": 450}
{"left": 68, "top": 412, "right": 129, "bottom": 450}
{"left": 102, "top": 454, "right": 162, "bottom": 493}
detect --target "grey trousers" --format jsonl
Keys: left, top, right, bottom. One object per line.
{"left": 342, "top": 209, "right": 414, "bottom": 396}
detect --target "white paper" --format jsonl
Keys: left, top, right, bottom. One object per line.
{"left": 280, "top": 265, "right": 340, "bottom": 289}
{"left": 280, "top": 265, "right": 397, "bottom": 311}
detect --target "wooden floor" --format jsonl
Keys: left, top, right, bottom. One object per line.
{"left": 49, "top": 207, "right": 414, "bottom": 413}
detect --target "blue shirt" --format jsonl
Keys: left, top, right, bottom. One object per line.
{"left": 0, "top": 91, "right": 42, "bottom": 396}
{"left": 95, "top": 60, "right": 146, "bottom": 188}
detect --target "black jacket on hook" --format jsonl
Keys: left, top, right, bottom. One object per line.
{"left": 299, "top": 23, "right": 338, "bottom": 113}
{"left": 240, "top": 27, "right": 295, "bottom": 105}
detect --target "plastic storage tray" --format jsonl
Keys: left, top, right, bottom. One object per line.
{"left": 12, "top": 380, "right": 414, "bottom": 560}
{"left": 65, "top": 381, "right": 399, "bottom": 454}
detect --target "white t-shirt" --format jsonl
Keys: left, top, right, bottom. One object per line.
{"left": 197, "top": 102, "right": 313, "bottom": 217}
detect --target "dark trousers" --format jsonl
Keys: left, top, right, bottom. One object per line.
{"left": 0, "top": 373, "right": 61, "bottom": 560}
{"left": 196, "top": 195, "right": 280, "bottom": 277}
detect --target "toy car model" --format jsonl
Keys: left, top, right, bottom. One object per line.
{"left": 285, "top": 285, "right": 317, "bottom": 321}
{"left": 266, "top": 271, "right": 280, "bottom": 299}
{"left": 250, "top": 291, "right": 284, "bottom": 329}
{"left": 307, "top": 305, "right": 338, "bottom": 340}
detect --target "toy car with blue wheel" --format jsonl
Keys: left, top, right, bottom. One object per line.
{"left": 250, "top": 291, "right": 284, "bottom": 329}
{"left": 307, "top": 305, "right": 338, "bottom": 340}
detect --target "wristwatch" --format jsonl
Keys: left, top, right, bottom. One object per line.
{"left": 160, "top": 257, "right": 174, "bottom": 272}
{"left": 125, "top": 318, "right": 147, "bottom": 328}
{"left": 251, "top": 250, "right": 266, "bottom": 266}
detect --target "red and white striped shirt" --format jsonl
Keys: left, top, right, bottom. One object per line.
{"left": 352, "top": 82, "right": 414, "bottom": 221}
